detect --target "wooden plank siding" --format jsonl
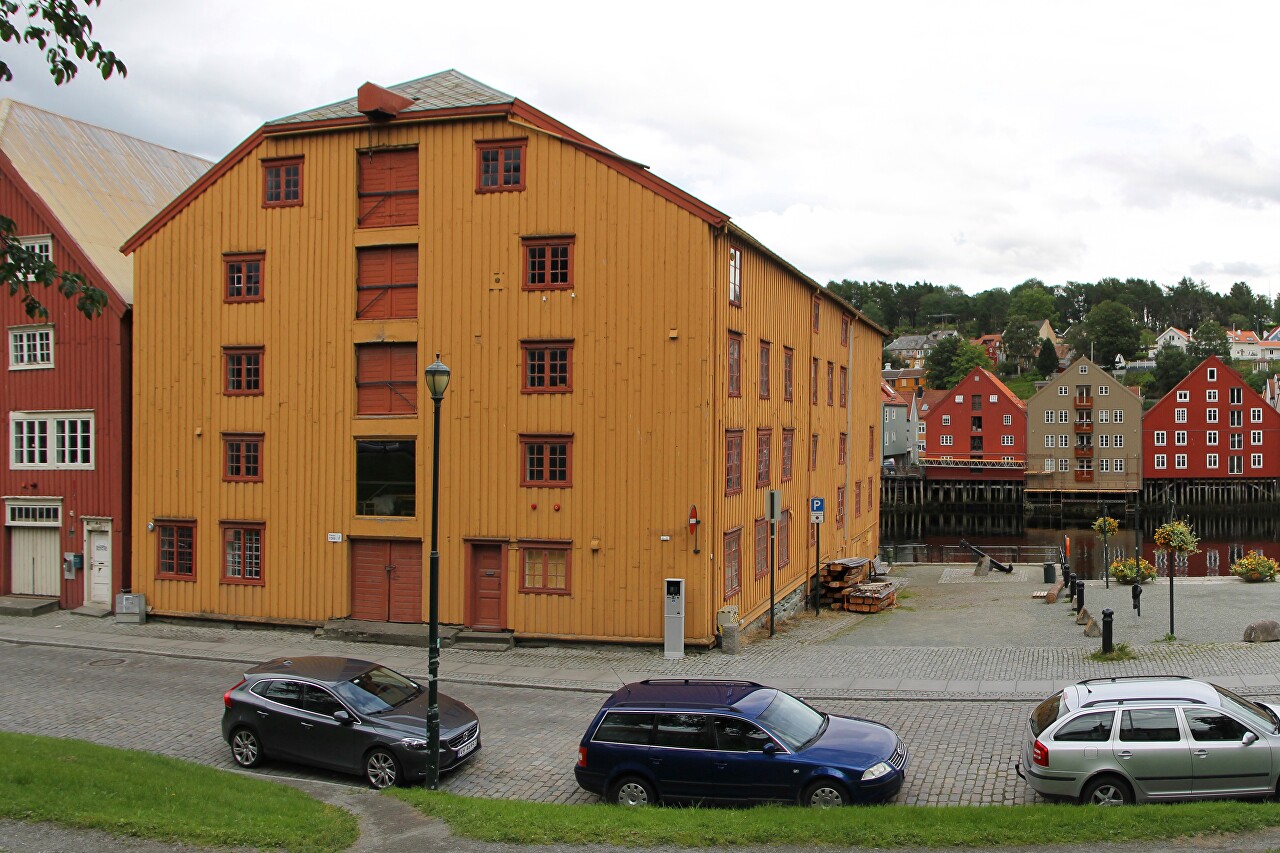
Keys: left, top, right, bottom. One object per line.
{"left": 130, "top": 102, "right": 880, "bottom": 642}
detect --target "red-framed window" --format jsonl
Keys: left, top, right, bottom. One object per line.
{"left": 812, "top": 296, "right": 820, "bottom": 332}
{"left": 724, "top": 528, "right": 741, "bottom": 598}
{"left": 520, "top": 434, "right": 572, "bottom": 487}
{"left": 222, "top": 522, "right": 263, "bottom": 585}
{"left": 855, "top": 481, "right": 863, "bottom": 518}
{"left": 841, "top": 315, "right": 850, "bottom": 346}
{"left": 866, "top": 477, "right": 874, "bottom": 514}
{"left": 836, "top": 485, "right": 846, "bottom": 529}
{"left": 157, "top": 521, "right": 195, "bottom": 580}
{"left": 810, "top": 357, "right": 819, "bottom": 405}
{"left": 810, "top": 432, "right": 819, "bottom": 470}
{"left": 725, "top": 430, "right": 743, "bottom": 495}
{"left": 728, "top": 333, "right": 743, "bottom": 397}
{"left": 523, "top": 235, "right": 574, "bottom": 290}
{"left": 356, "top": 244, "right": 418, "bottom": 320}
{"left": 840, "top": 366, "right": 848, "bottom": 407}
{"left": 754, "top": 517, "right": 769, "bottom": 578}
{"left": 358, "top": 147, "right": 418, "bottom": 227}
{"left": 839, "top": 432, "right": 847, "bottom": 465}
{"left": 224, "top": 252, "right": 264, "bottom": 303}
{"left": 827, "top": 362, "right": 834, "bottom": 406}
{"left": 476, "top": 138, "right": 526, "bottom": 192}
{"left": 759, "top": 341, "right": 771, "bottom": 399}
{"left": 778, "top": 509, "right": 791, "bottom": 568}
{"left": 522, "top": 340, "right": 573, "bottom": 393}
{"left": 262, "top": 157, "right": 302, "bottom": 207}
{"left": 728, "top": 245, "right": 742, "bottom": 306}
{"left": 868, "top": 425, "right": 876, "bottom": 461}
{"left": 223, "top": 433, "right": 263, "bottom": 482}
{"left": 519, "top": 541, "right": 571, "bottom": 594}
{"left": 781, "top": 428, "right": 795, "bottom": 482}
{"left": 756, "top": 428, "right": 772, "bottom": 487}
{"left": 224, "top": 347, "right": 263, "bottom": 396}
{"left": 783, "top": 347, "right": 794, "bottom": 401}
{"left": 355, "top": 343, "right": 417, "bottom": 415}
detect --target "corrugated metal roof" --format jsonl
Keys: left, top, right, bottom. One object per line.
{"left": 267, "top": 69, "right": 515, "bottom": 126}
{"left": 0, "top": 100, "right": 212, "bottom": 303}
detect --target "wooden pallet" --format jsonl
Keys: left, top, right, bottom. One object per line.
{"left": 837, "top": 581, "right": 898, "bottom": 613}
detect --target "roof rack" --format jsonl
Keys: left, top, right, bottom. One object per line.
{"left": 639, "top": 678, "right": 763, "bottom": 687}
{"left": 1080, "top": 696, "right": 1207, "bottom": 708}
{"left": 1076, "top": 675, "right": 1192, "bottom": 686}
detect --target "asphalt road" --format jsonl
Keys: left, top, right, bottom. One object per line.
{"left": 0, "top": 642, "right": 1039, "bottom": 807}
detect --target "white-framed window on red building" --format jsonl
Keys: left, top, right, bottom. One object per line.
{"left": 8, "top": 324, "right": 53, "bottom": 369}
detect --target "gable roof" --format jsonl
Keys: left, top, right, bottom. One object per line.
{"left": 880, "top": 381, "right": 907, "bottom": 406}
{"left": 0, "top": 100, "right": 211, "bottom": 304}
{"left": 269, "top": 70, "right": 515, "bottom": 125}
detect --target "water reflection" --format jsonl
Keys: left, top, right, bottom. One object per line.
{"left": 881, "top": 510, "right": 1280, "bottom": 580}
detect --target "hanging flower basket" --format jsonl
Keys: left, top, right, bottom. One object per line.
{"left": 1231, "top": 550, "right": 1278, "bottom": 583}
{"left": 1110, "top": 557, "right": 1156, "bottom": 585}
{"left": 1091, "top": 516, "right": 1119, "bottom": 538}
{"left": 1153, "top": 520, "right": 1199, "bottom": 555}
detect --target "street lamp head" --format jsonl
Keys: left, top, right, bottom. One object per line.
{"left": 424, "top": 354, "right": 450, "bottom": 401}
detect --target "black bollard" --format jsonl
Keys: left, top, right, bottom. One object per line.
{"left": 1102, "top": 608, "right": 1114, "bottom": 654}
{"left": 1067, "top": 572, "right": 1077, "bottom": 603}
{"left": 1131, "top": 583, "right": 1142, "bottom": 617}
{"left": 1075, "top": 579, "right": 1085, "bottom": 614}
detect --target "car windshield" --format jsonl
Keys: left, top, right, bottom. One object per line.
{"left": 334, "top": 665, "right": 421, "bottom": 714}
{"left": 1030, "top": 691, "right": 1065, "bottom": 737}
{"left": 757, "top": 690, "right": 825, "bottom": 751}
{"left": 1213, "top": 684, "right": 1278, "bottom": 733}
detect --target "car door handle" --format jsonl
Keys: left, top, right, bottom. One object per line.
{"left": 256, "top": 710, "right": 269, "bottom": 718}
{"left": 300, "top": 722, "right": 314, "bottom": 730}
{"left": 1117, "top": 750, "right": 1132, "bottom": 759}
{"left": 715, "top": 761, "right": 728, "bottom": 770}
{"left": 649, "top": 757, "right": 663, "bottom": 766}
{"left": 1193, "top": 749, "right": 1208, "bottom": 758}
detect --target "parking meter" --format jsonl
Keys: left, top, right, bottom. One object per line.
{"left": 1131, "top": 583, "right": 1142, "bottom": 617}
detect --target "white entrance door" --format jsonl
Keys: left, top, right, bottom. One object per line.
{"left": 10, "top": 527, "right": 60, "bottom": 596}
{"left": 87, "top": 527, "right": 111, "bottom": 604}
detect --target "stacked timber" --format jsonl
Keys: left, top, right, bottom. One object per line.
{"left": 842, "top": 581, "right": 897, "bottom": 613}
{"left": 818, "top": 560, "right": 870, "bottom": 609}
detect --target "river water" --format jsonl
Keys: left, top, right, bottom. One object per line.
{"left": 880, "top": 510, "right": 1280, "bottom": 580}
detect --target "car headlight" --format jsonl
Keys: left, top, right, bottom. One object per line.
{"left": 861, "top": 761, "right": 893, "bottom": 781}
{"left": 397, "top": 737, "right": 429, "bottom": 750}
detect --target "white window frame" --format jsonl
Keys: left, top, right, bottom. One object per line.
{"left": 1206, "top": 453, "right": 1218, "bottom": 469}
{"left": 939, "top": 435, "right": 953, "bottom": 447}
{"left": 1175, "top": 408, "right": 1187, "bottom": 423}
{"left": 1175, "top": 430, "right": 1187, "bottom": 446}
{"left": 1177, "top": 390, "right": 1189, "bottom": 402}
{"left": 1115, "top": 459, "right": 1125, "bottom": 473}
{"left": 1001, "top": 434, "right": 1014, "bottom": 446}
{"left": 1206, "top": 389, "right": 1218, "bottom": 402}
{"left": 1252, "top": 407, "right": 1264, "bottom": 423}
{"left": 1058, "top": 459, "right": 1070, "bottom": 471}
{"left": 8, "top": 324, "right": 54, "bottom": 370}
{"left": 1058, "top": 435, "right": 1069, "bottom": 448}
{"left": 5, "top": 498, "right": 61, "bottom": 526}
{"left": 1175, "top": 453, "right": 1187, "bottom": 469}
{"left": 1206, "top": 408, "right": 1218, "bottom": 423}
{"left": 1207, "top": 367, "right": 1217, "bottom": 381}
{"left": 1044, "top": 435, "right": 1054, "bottom": 448}
{"left": 1043, "top": 410, "right": 1053, "bottom": 424}
{"left": 1113, "top": 410, "right": 1124, "bottom": 423}
{"left": 1154, "top": 431, "right": 1166, "bottom": 446}
{"left": 1230, "top": 387, "right": 1242, "bottom": 405}
{"left": 1099, "top": 459, "right": 1110, "bottom": 472}
{"left": 1079, "top": 365, "right": 1088, "bottom": 375}
{"left": 1058, "top": 385, "right": 1068, "bottom": 396}
{"left": 1231, "top": 434, "right": 1244, "bottom": 450}
{"left": 1097, "top": 409, "right": 1109, "bottom": 423}
{"left": 1059, "top": 410, "right": 1069, "bottom": 423}
{"left": 1252, "top": 430, "right": 1263, "bottom": 446}
{"left": 1097, "top": 385, "right": 1109, "bottom": 396}
{"left": 1206, "top": 430, "right": 1218, "bottom": 446}
{"left": 1230, "top": 455, "right": 1243, "bottom": 474}
{"left": 17, "top": 234, "right": 52, "bottom": 281}
{"left": 1252, "top": 453, "right": 1264, "bottom": 469}
{"left": 1044, "top": 458, "right": 1055, "bottom": 472}
{"left": 941, "top": 415, "right": 951, "bottom": 426}
{"left": 1154, "top": 454, "right": 1166, "bottom": 470}
{"left": 1114, "top": 435, "right": 1124, "bottom": 448}
{"left": 1098, "top": 434, "right": 1110, "bottom": 448}
{"left": 1003, "top": 414, "right": 1012, "bottom": 426}
{"left": 9, "top": 410, "right": 95, "bottom": 469}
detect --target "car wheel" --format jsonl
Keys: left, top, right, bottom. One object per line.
{"left": 229, "top": 727, "right": 263, "bottom": 768}
{"left": 365, "top": 748, "right": 401, "bottom": 790}
{"left": 608, "top": 775, "right": 657, "bottom": 806}
{"left": 1080, "top": 775, "right": 1132, "bottom": 806}
{"left": 802, "top": 778, "right": 850, "bottom": 808}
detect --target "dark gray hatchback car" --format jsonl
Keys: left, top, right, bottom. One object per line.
{"left": 221, "top": 656, "right": 480, "bottom": 788}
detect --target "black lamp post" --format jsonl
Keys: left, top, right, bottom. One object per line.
{"left": 424, "top": 355, "right": 450, "bottom": 789}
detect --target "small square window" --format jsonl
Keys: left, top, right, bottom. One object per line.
{"left": 262, "top": 158, "right": 303, "bottom": 207}
{"left": 476, "top": 139, "right": 527, "bottom": 192}
{"left": 522, "top": 340, "right": 573, "bottom": 393}
{"left": 523, "top": 236, "right": 574, "bottom": 290}
{"left": 520, "top": 542, "right": 571, "bottom": 594}
{"left": 8, "top": 325, "right": 53, "bottom": 369}
{"left": 224, "top": 253, "right": 264, "bottom": 303}
{"left": 157, "top": 521, "right": 196, "bottom": 579}
{"left": 223, "top": 433, "right": 263, "bottom": 482}
{"left": 224, "top": 347, "right": 263, "bottom": 396}
{"left": 521, "top": 434, "right": 572, "bottom": 487}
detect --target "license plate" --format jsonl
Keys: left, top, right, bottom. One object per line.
{"left": 456, "top": 738, "right": 476, "bottom": 758}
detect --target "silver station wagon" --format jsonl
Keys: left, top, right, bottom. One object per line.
{"left": 1018, "top": 675, "right": 1280, "bottom": 805}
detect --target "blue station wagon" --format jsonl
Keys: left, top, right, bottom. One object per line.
{"left": 574, "top": 678, "right": 907, "bottom": 807}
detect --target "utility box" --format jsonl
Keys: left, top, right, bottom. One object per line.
{"left": 663, "top": 578, "right": 685, "bottom": 660}
{"left": 115, "top": 592, "right": 146, "bottom": 624}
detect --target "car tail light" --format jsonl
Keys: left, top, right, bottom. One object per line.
{"left": 224, "top": 679, "right": 246, "bottom": 709}
{"left": 577, "top": 746, "right": 587, "bottom": 768}
{"left": 1032, "top": 739, "right": 1048, "bottom": 767}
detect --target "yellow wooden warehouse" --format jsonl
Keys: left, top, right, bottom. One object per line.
{"left": 123, "top": 70, "right": 884, "bottom": 644}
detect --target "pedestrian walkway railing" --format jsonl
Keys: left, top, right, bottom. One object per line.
{"left": 881, "top": 543, "right": 1062, "bottom": 565}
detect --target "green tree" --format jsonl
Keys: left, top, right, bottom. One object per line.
{"left": 1035, "top": 337, "right": 1059, "bottom": 376}
{"left": 1189, "top": 319, "right": 1231, "bottom": 362}
{"left": 882, "top": 349, "right": 905, "bottom": 369}
{"left": 1001, "top": 314, "right": 1038, "bottom": 373}
{"left": 1241, "top": 368, "right": 1269, "bottom": 394}
{"left": 0, "top": 0, "right": 123, "bottom": 319}
{"left": 1151, "top": 344, "right": 1194, "bottom": 397}
{"left": 1076, "top": 300, "right": 1141, "bottom": 369}
{"left": 925, "top": 336, "right": 992, "bottom": 388}
{"left": 1009, "top": 278, "right": 1057, "bottom": 325}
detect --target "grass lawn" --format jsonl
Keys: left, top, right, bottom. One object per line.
{"left": 392, "top": 789, "right": 1280, "bottom": 848}
{"left": 0, "top": 732, "right": 357, "bottom": 852}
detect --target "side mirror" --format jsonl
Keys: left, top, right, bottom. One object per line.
{"left": 762, "top": 742, "right": 781, "bottom": 755}
{"left": 333, "top": 710, "right": 353, "bottom": 725}
{"left": 1243, "top": 731, "right": 1258, "bottom": 746}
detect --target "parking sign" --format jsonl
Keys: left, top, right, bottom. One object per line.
{"left": 810, "top": 497, "right": 825, "bottom": 524}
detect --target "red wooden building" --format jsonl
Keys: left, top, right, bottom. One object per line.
{"left": 0, "top": 102, "right": 208, "bottom": 609}
{"left": 1142, "top": 355, "right": 1280, "bottom": 480}
{"left": 920, "top": 367, "right": 1027, "bottom": 481}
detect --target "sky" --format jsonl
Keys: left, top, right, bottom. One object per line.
{"left": 7, "top": 0, "right": 1280, "bottom": 298}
